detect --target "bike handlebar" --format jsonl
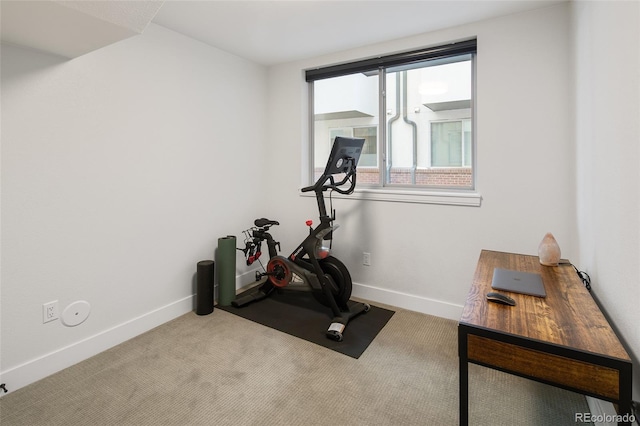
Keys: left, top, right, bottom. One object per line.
{"left": 300, "top": 184, "right": 316, "bottom": 193}
{"left": 301, "top": 158, "right": 358, "bottom": 194}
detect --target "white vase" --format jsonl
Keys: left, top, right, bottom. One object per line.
{"left": 538, "top": 232, "right": 561, "bottom": 266}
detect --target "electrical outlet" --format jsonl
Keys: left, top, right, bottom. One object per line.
{"left": 43, "top": 301, "right": 59, "bottom": 323}
{"left": 363, "top": 252, "right": 371, "bottom": 266}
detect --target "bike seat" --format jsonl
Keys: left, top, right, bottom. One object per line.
{"left": 254, "top": 218, "right": 279, "bottom": 227}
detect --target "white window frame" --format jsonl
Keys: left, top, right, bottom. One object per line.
{"left": 305, "top": 40, "right": 482, "bottom": 207}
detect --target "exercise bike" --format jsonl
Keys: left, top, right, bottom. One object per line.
{"left": 232, "top": 136, "right": 369, "bottom": 341}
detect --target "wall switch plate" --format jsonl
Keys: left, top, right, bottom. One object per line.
{"left": 363, "top": 252, "right": 371, "bottom": 266}
{"left": 43, "top": 301, "right": 59, "bottom": 323}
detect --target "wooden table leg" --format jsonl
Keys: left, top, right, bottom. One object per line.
{"left": 619, "top": 363, "right": 633, "bottom": 425}
{"left": 459, "top": 328, "right": 469, "bottom": 426}
{"left": 618, "top": 402, "right": 633, "bottom": 425}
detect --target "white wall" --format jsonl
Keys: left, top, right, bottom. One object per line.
{"left": 4, "top": 0, "right": 638, "bottom": 401}
{"left": 1, "top": 24, "right": 267, "bottom": 390}
{"left": 572, "top": 0, "right": 640, "bottom": 399}
{"left": 267, "top": 4, "right": 575, "bottom": 319}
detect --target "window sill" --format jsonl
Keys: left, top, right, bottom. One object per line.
{"left": 300, "top": 187, "right": 482, "bottom": 207}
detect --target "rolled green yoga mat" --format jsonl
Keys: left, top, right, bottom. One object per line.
{"left": 217, "top": 235, "right": 237, "bottom": 306}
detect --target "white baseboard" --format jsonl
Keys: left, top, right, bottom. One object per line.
{"left": 0, "top": 295, "right": 195, "bottom": 396}
{"left": 585, "top": 396, "right": 620, "bottom": 426}
{"left": 234, "top": 271, "right": 465, "bottom": 321}
{"left": 3, "top": 276, "right": 626, "bottom": 426}
{"left": 0, "top": 276, "right": 459, "bottom": 396}
{"left": 0, "top": 270, "right": 261, "bottom": 396}
{"left": 230, "top": 269, "right": 262, "bottom": 293}
{"left": 352, "top": 281, "right": 464, "bottom": 321}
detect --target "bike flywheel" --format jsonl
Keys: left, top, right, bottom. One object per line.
{"left": 266, "top": 257, "right": 292, "bottom": 288}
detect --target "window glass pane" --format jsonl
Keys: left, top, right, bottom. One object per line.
{"left": 310, "top": 51, "right": 473, "bottom": 190}
{"left": 386, "top": 59, "right": 472, "bottom": 187}
{"left": 353, "top": 127, "right": 377, "bottom": 167}
{"left": 313, "top": 73, "right": 379, "bottom": 183}
{"left": 463, "top": 119, "right": 472, "bottom": 167}
{"left": 431, "top": 121, "right": 462, "bottom": 167}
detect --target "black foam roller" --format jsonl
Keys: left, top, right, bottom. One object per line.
{"left": 196, "top": 260, "right": 214, "bottom": 315}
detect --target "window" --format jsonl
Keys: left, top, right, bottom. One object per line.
{"left": 307, "top": 39, "right": 477, "bottom": 197}
{"left": 431, "top": 119, "right": 472, "bottom": 167}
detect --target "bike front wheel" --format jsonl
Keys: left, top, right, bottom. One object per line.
{"left": 313, "top": 256, "right": 353, "bottom": 308}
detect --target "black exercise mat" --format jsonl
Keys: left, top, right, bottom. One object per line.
{"left": 218, "top": 288, "right": 394, "bottom": 359}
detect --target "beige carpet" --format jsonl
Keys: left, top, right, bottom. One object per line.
{"left": 0, "top": 303, "right": 591, "bottom": 425}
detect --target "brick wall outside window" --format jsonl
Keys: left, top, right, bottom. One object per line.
{"left": 314, "top": 167, "right": 472, "bottom": 188}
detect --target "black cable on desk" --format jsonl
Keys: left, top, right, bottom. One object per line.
{"left": 559, "top": 260, "right": 592, "bottom": 291}
{"left": 572, "top": 264, "right": 592, "bottom": 292}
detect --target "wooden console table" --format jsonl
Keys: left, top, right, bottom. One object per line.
{"left": 459, "top": 250, "right": 633, "bottom": 425}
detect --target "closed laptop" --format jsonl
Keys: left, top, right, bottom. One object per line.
{"left": 491, "top": 268, "right": 546, "bottom": 297}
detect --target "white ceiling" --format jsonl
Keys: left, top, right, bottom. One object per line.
{"left": 0, "top": 0, "right": 565, "bottom": 62}
{"left": 152, "top": 0, "right": 566, "bottom": 66}
{"left": 0, "top": 0, "right": 163, "bottom": 58}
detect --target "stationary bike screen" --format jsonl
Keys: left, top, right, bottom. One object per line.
{"left": 323, "top": 136, "right": 364, "bottom": 176}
